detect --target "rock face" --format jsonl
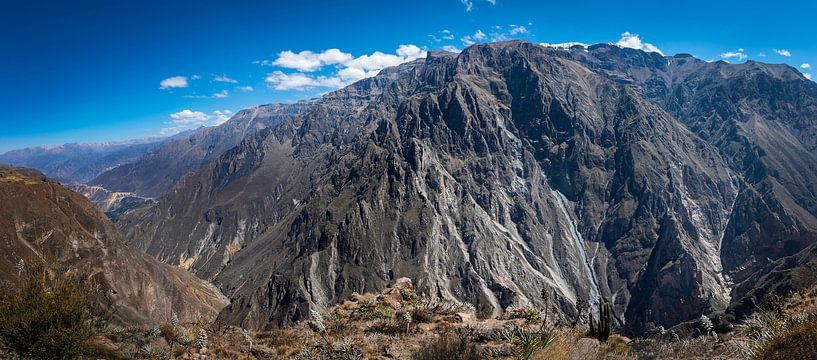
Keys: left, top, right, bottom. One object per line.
{"left": 0, "top": 166, "right": 227, "bottom": 324}
{"left": 119, "top": 41, "right": 817, "bottom": 332}
{"left": 91, "top": 101, "right": 315, "bottom": 198}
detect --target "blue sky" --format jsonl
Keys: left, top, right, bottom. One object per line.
{"left": 1, "top": 0, "right": 815, "bottom": 152}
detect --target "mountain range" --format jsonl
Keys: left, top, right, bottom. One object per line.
{"left": 3, "top": 40, "right": 817, "bottom": 335}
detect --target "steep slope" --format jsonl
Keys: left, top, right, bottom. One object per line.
{"left": 0, "top": 166, "right": 227, "bottom": 324}
{"left": 91, "top": 101, "right": 314, "bottom": 198}
{"left": 545, "top": 44, "right": 817, "bottom": 324}
{"left": 121, "top": 42, "right": 750, "bottom": 331}
{"left": 0, "top": 138, "right": 169, "bottom": 183}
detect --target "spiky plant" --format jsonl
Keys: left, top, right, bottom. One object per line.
{"left": 575, "top": 297, "right": 588, "bottom": 328}
{"left": 170, "top": 312, "right": 179, "bottom": 329}
{"left": 501, "top": 324, "right": 556, "bottom": 360}
{"left": 16, "top": 258, "right": 24, "bottom": 279}
{"left": 589, "top": 299, "right": 612, "bottom": 342}
{"left": 539, "top": 287, "right": 551, "bottom": 332}
{"left": 699, "top": 315, "right": 713, "bottom": 336}
{"left": 242, "top": 328, "right": 253, "bottom": 352}
{"left": 196, "top": 328, "right": 208, "bottom": 350}
{"left": 308, "top": 308, "right": 332, "bottom": 347}
{"left": 402, "top": 312, "right": 412, "bottom": 333}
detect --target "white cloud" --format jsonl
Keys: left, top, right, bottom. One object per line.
{"left": 721, "top": 50, "right": 747, "bottom": 61}
{"left": 805, "top": 73, "right": 812, "bottom": 80}
{"left": 271, "top": 48, "right": 354, "bottom": 72}
{"left": 263, "top": 44, "right": 426, "bottom": 91}
{"left": 462, "top": 29, "right": 487, "bottom": 46}
{"left": 264, "top": 71, "right": 344, "bottom": 91}
{"left": 212, "top": 90, "right": 229, "bottom": 98}
{"left": 774, "top": 49, "right": 792, "bottom": 57}
{"left": 801, "top": 63, "right": 811, "bottom": 69}
{"left": 508, "top": 25, "right": 528, "bottom": 35}
{"left": 441, "top": 45, "right": 462, "bottom": 53}
{"left": 212, "top": 110, "right": 233, "bottom": 125}
{"left": 161, "top": 109, "right": 233, "bottom": 135}
{"left": 615, "top": 32, "right": 664, "bottom": 55}
{"left": 238, "top": 85, "right": 254, "bottom": 92}
{"left": 213, "top": 75, "right": 238, "bottom": 83}
{"left": 540, "top": 42, "right": 589, "bottom": 50}
{"left": 191, "top": 75, "right": 201, "bottom": 80}
{"left": 159, "top": 76, "right": 188, "bottom": 89}
{"left": 460, "top": 0, "right": 496, "bottom": 11}
{"left": 169, "top": 109, "right": 209, "bottom": 124}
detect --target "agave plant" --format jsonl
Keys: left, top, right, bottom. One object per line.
{"left": 501, "top": 324, "right": 556, "bottom": 360}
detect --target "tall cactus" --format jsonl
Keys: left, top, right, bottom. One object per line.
{"left": 589, "top": 299, "right": 612, "bottom": 342}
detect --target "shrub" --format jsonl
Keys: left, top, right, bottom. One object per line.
{"left": 506, "top": 306, "right": 542, "bottom": 323}
{"left": 412, "top": 330, "right": 482, "bottom": 360}
{"left": 756, "top": 322, "right": 817, "bottom": 360}
{"left": 364, "top": 319, "right": 404, "bottom": 335}
{"left": 351, "top": 299, "right": 393, "bottom": 320}
{"left": 0, "top": 262, "right": 95, "bottom": 359}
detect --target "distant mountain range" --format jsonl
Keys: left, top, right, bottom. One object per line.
{"left": 4, "top": 41, "right": 817, "bottom": 335}
{"left": 0, "top": 137, "right": 169, "bottom": 183}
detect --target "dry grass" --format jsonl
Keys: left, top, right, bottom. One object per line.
{"left": 756, "top": 322, "right": 817, "bottom": 360}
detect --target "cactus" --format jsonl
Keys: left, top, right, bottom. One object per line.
{"left": 589, "top": 299, "right": 612, "bottom": 342}
{"left": 170, "top": 312, "right": 179, "bottom": 329}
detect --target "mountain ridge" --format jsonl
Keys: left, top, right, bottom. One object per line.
{"left": 114, "top": 40, "right": 817, "bottom": 333}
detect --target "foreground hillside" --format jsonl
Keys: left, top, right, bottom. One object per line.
{"left": 0, "top": 166, "right": 227, "bottom": 324}
{"left": 117, "top": 41, "right": 817, "bottom": 332}
{"left": 22, "top": 278, "right": 814, "bottom": 359}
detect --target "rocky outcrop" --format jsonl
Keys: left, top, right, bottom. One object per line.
{"left": 117, "top": 41, "right": 815, "bottom": 332}
{"left": 0, "top": 166, "right": 227, "bottom": 324}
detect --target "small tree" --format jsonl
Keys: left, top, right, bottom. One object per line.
{"left": 0, "top": 262, "right": 95, "bottom": 359}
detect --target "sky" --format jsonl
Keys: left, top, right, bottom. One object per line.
{"left": 1, "top": 0, "right": 816, "bottom": 152}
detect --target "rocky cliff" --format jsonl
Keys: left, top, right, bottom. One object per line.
{"left": 119, "top": 41, "right": 817, "bottom": 332}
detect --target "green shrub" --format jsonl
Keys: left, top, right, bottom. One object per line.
{"left": 506, "top": 306, "right": 542, "bottom": 323}
{"left": 0, "top": 262, "right": 95, "bottom": 359}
